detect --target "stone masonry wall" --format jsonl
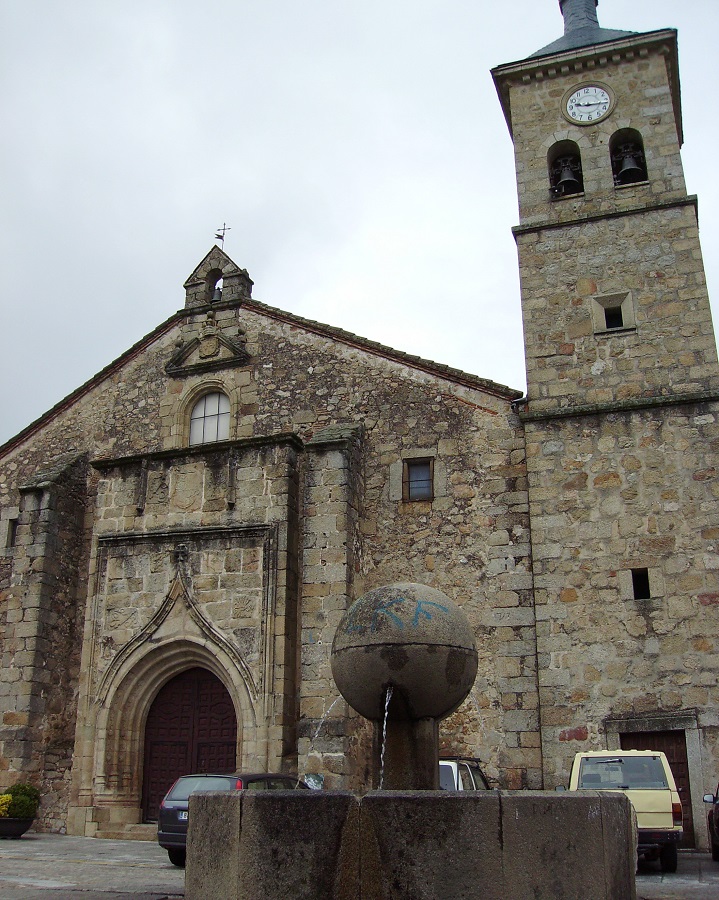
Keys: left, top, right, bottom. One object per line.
{"left": 517, "top": 204, "right": 719, "bottom": 411}
{"left": 0, "top": 455, "right": 87, "bottom": 831}
{"left": 1, "top": 284, "right": 538, "bottom": 824}
{"left": 228, "top": 310, "right": 538, "bottom": 787}
{"left": 525, "top": 405, "right": 719, "bottom": 789}
{"left": 504, "top": 40, "right": 719, "bottom": 412}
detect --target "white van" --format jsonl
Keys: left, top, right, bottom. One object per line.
{"left": 439, "top": 757, "right": 489, "bottom": 791}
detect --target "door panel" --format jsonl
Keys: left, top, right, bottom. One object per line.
{"left": 620, "top": 730, "right": 695, "bottom": 848}
{"left": 142, "top": 668, "right": 237, "bottom": 822}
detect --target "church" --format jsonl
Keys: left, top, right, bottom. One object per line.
{"left": 1, "top": 0, "right": 717, "bottom": 851}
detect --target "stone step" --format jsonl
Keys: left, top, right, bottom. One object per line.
{"left": 95, "top": 824, "right": 157, "bottom": 842}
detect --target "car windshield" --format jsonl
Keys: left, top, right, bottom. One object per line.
{"left": 578, "top": 756, "right": 669, "bottom": 790}
{"left": 166, "top": 776, "right": 234, "bottom": 800}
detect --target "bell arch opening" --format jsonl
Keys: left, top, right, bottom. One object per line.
{"left": 548, "top": 140, "right": 584, "bottom": 197}
{"left": 610, "top": 128, "right": 648, "bottom": 186}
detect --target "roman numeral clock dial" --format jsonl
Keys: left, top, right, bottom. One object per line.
{"left": 563, "top": 83, "right": 614, "bottom": 124}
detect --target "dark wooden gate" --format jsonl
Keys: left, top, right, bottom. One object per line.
{"left": 620, "top": 730, "right": 695, "bottom": 848}
{"left": 141, "top": 667, "right": 237, "bottom": 822}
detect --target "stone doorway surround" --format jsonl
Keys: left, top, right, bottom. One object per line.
{"left": 66, "top": 639, "right": 255, "bottom": 838}
{"left": 604, "top": 712, "right": 706, "bottom": 852}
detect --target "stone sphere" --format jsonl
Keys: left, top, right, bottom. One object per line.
{"left": 331, "top": 583, "right": 478, "bottom": 721}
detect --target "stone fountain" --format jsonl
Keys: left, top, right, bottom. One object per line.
{"left": 185, "top": 583, "right": 637, "bottom": 899}
{"left": 331, "top": 583, "right": 478, "bottom": 790}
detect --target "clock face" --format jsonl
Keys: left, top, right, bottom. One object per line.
{"left": 564, "top": 84, "right": 613, "bottom": 125}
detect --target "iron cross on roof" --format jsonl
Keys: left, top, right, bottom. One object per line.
{"left": 214, "top": 222, "right": 231, "bottom": 248}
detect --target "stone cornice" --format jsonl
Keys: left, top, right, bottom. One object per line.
{"left": 512, "top": 195, "right": 698, "bottom": 238}
{"left": 91, "top": 432, "right": 305, "bottom": 471}
{"left": 491, "top": 28, "right": 681, "bottom": 145}
{"left": 518, "top": 390, "right": 719, "bottom": 423}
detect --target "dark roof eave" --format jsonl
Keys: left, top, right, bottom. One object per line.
{"left": 237, "top": 296, "right": 523, "bottom": 402}
{"left": 0, "top": 311, "right": 183, "bottom": 459}
{"left": 530, "top": 27, "right": 635, "bottom": 59}
{"left": 0, "top": 296, "right": 523, "bottom": 460}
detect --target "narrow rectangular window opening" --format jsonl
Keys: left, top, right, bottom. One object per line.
{"left": 6, "top": 518, "right": 18, "bottom": 549}
{"left": 631, "top": 567, "right": 651, "bottom": 600}
{"left": 604, "top": 306, "right": 624, "bottom": 329}
{"left": 402, "top": 458, "right": 434, "bottom": 502}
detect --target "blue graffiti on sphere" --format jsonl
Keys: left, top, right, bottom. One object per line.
{"left": 344, "top": 596, "right": 449, "bottom": 635}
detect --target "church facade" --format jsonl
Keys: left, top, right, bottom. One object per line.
{"left": 1, "top": 0, "right": 717, "bottom": 850}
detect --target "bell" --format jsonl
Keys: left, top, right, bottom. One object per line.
{"left": 211, "top": 286, "right": 222, "bottom": 302}
{"left": 554, "top": 158, "right": 582, "bottom": 196}
{"left": 615, "top": 152, "right": 645, "bottom": 185}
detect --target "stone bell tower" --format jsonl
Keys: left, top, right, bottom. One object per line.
{"left": 492, "top": 0, "right": 719, "bottom": 845}
{"left": 493, "top": 0, "right": 719, "bottom": 412}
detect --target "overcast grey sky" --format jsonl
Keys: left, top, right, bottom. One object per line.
{"left": 1, "top": 0, "right": 717, "bottom": 446}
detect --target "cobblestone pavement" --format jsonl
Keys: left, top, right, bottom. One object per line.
{"left": 0, "top": 832, "right": 184, "bottom": 899}
{"left": 1, "top": 833, "right": 717, "bottom": 898}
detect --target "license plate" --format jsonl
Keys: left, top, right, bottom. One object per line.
{"left": 178, "top": 811, "right": 188, "bottom": 821}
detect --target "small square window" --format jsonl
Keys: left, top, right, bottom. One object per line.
{"left": 591, "top": 291, "right": 635, "bottom": 334}
{"left": 403, "top": 458, "right": 434, "bottom": 502}
{"left": 604, "top": 306, "right": 624, "bottom": 329}
{"left": 631, "top": 568, "right": 650, "bottom": 600}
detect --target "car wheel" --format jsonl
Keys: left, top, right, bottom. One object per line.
{"left": 711, "top": 834, "right": 719, "bottom": 863}
{"left": 167, "top": 848, "right": 186, "bottom": 868}
{"left": 659, "top": 844, "right": 677, "bottom": 873}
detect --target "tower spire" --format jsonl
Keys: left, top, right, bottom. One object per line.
{"left": 560, "top": 0, "right": 599, "bottom": 34}
{"left": 528, "top": 0, "right": 631, "bottom": 59}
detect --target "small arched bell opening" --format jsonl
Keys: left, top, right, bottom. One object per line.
{"left": 610, "top": 129, "right": 647, "bottom": 186}
{"left": 205, "top": 268, "right": 224, "bottom": 303}
{"left": 548, "top": 141, "right": 584, "bottom": 198}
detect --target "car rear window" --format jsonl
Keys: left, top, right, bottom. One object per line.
{"left": 166, "top": 776, "right": 234, "bottom": 800}
{"left": 468, "top": 764, "right": 489, "bottom": 790}
{"left": 439, "top": 763, "right": 456, "bottom": 791}
{"left": 578, "top": 756, "right": 669, "bottom": 790}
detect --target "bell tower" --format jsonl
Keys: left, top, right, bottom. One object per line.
{"left": 492, "top": 0, "right": 719, "bottom": 412}
{"left": 491, "top": 0, "right": 719, "bottom": 832}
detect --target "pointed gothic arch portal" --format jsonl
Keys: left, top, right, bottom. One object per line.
{"left": 141, "top": 667, "right": 238, "bottom": 822}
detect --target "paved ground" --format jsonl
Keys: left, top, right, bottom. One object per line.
{"left": 0, "top": 832, "right": 184, "bottom": 899}
{"left": 0, "top": 833, "right": 717, "bottom": 898}
{"left": 633, "top": 852, "right": 719, "bottom": 900}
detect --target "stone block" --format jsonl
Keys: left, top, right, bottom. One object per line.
{"left": 187, "top": 791, "right": 242, "bottom": 900}
{"left": 186, "top": 790, "right": 359, "bottom": 900}
{"left": 500, "top": 792, "right": 635, "bottom": 900}
{"left": 360, "top": 791, "right": 503, "bottom": 900}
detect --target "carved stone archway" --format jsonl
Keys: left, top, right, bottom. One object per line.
{"left": 78, "top": 638, "right": 257, "bottom": 834}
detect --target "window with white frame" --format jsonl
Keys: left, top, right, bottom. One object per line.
{"left": 189, "top": 392, "right": 230, "bottom": 445}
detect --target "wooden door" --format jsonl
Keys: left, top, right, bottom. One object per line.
{"left": 620, "top": 730, "right": 695, "bottom": 848}
{"left": 141, "top": 667, "right": 237, "bottom": 822}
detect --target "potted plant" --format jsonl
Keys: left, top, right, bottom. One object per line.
{"left": 0, "top": 783, "right": 40, "bottom": 838}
